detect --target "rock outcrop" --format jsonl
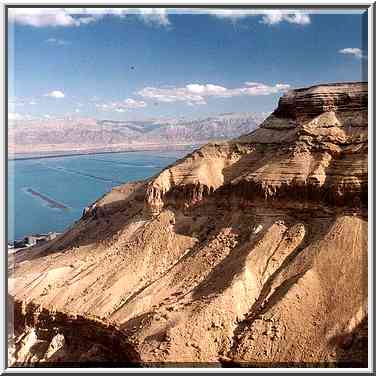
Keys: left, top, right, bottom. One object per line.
{"left": 9, "top": 82, "right": 368, "bottom": 367}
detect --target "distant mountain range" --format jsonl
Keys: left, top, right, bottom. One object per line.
{"left": 8, "top": 112, "right": 268, "bottom": 156}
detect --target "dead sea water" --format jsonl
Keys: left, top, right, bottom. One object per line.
{"left": 8, "top": 150, "right": 188, "bottom": 242}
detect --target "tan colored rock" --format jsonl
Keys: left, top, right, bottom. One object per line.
{"left": 9, "top": 82, "right": 368, "bottom": 367}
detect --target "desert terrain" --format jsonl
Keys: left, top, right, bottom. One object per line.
{"left": 8, "top": 82, "right": 368, "bottom": 367}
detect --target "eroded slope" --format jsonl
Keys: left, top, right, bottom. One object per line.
{"left": 9, "top": 82, "right": 368, "bottom": 367}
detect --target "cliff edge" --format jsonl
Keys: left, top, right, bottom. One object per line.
{"left": 9, "top": 82, "right": 368, "bottom": 367}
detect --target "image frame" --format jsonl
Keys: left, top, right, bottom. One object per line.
{"left": 1, "top": 1, "right": 374, "bottom": 373}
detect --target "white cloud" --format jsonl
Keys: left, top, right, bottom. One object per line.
{"left": 208, "top": 9, "right": 310, "bottom": 25}
{"left": 65, "top": 8, "right": 128, "bottom": 17}
{"left": 45, "top": 90, "right": 65, "bottom": 98}
{"left": 9, "top": 8, "right": 85, "bottom": 27}
{"left": 261, "top": 10, "right": 310, "bottom": 25}
{"left": 339, "top": 48, "right": 365, "bottom": 59}
{"left": 138, "top": 86, "right": 207, "bottom": 104}
{"left": 121, "top": 98, "right": 147, "bottom": 108}
{"left": 8, "top": 112, "right": 35, "bottom": 121}
{"left": 138, "top": 8, "right": 170, "bottom": 26}
{"left": 9, "top": 8, "right": 170, "bottom": 28}
{"left": 243, "top": 82, "right": 291, "bottom": 94}
{"left": 207, "top": 9, "right": 249, "bottom": 20}
{"left": 46, "top": 37, "right": 71, "bottom": 46}
{"left": 9, "top": 8, "right": 311, "bottom": 28}
{"left": 66, "top": 8, "right": 170, "bottom": 26}
{"left": 138, "top": 82, "right": 290, "bottom": 105}
{"left": 96, "top": 98, "right": 147, "bottom": 112}
{"left": 9, "top": 112, "right": 25, "bottom": 121}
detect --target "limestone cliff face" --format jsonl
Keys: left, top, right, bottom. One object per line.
{"left": 9, "top": 82, "right": 368, "bottom": 367}
{"left": 145, "top": 82, "right": 367, "bottom": 212}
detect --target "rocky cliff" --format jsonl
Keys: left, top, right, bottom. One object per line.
{"left": 8, "top": 82, "right": 368, "bottom": 367}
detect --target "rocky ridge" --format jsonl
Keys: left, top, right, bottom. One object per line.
{"left": 9, "top": 82, "right": 368, "bottom": 367}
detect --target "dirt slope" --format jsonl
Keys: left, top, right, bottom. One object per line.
{"left": 8, "top": 82, "right": 368, "bottom": 367}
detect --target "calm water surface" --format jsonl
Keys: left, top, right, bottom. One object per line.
{"left": 8, "top": 150, "right": 188, "bottom": 241}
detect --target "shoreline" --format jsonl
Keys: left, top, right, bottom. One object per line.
{"left": 8, "top": 144, "right": 201, "bottom": 243}
{"left": 8, "top": 143, "right": 204, "bottom": 161}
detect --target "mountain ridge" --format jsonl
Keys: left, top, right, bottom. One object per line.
{"left": 9, "top": 82, "right": 368, "bottom": 367}
{"left": 8, "top": 112, "right": 267, "bottom": 156}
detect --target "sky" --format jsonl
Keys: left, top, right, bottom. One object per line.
{"left": 8, "top": 8, "right": 368, "bottom": 122}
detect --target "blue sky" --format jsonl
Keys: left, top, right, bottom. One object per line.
{"left": 8, "top": 8, "right": 368, "bottom": 121}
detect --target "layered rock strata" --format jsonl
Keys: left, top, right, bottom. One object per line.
{"left": 9, "top": 82, "right": 368, "bottom": 367}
